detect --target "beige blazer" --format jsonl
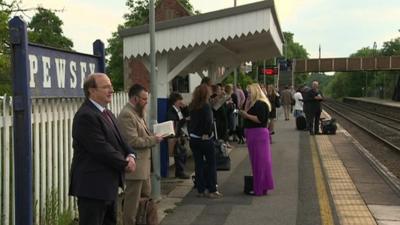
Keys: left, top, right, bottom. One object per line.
{"left": 117, "top": 103, "right": 157, "bottom": 180}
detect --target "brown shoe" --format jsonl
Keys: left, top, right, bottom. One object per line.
{"left": 208, "top": 191, "right": 223, "bottom": 199}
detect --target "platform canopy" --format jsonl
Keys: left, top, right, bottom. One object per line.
{"left": 121, "top": 0, "right": 284, "bottom": 82}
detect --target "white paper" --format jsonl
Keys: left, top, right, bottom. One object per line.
{"left": 153, "top": 120, "right": 175, "bottom": 137}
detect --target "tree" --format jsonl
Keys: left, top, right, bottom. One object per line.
{"left": 283, "top": 32, "right": 309, "bottom": 86}
{"left": 0, "top": 2, "right": 71, "bottom": 95}
{"left": 381, "top": 37, "right": 400, "bottom": 56}
{"left": 28, "top": 7, "right": 73, "bottom": 50}
{"left": 325, "top": 36, "right": 400, "bottom": 99}
{"left": 0, "top": 0, "right": 17, "bottom": 94}
{"left": 106, "top": 0, "right": 195, "bottom": 91}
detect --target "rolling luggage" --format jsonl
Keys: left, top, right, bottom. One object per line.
{"left": 296, "top": 115, "right": 306, "bottom": 130}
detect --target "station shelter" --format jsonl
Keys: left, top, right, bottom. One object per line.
{"left": 120, "top": 0, "right": 285, "bottom": 176}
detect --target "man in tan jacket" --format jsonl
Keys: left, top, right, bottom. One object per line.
{"left": 117, "top": 84, "right": 163, "bottom": 225}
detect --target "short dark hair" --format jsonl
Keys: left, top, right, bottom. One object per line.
{"left": 128, "top": 84, "right": 147, "bottom": 98}
{"left": 168, "top": 92, "right": 183, "bottom": 105}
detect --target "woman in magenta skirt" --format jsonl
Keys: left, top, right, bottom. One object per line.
{"left": 240, "top": 83, "right": 274, "bottom": 196}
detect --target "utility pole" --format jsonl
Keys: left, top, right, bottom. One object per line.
{"left": 149, "top": 0, "right": 161, "bottom": 200}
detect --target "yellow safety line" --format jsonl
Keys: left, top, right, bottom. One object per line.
{"left": 310, "top": 136, "right": 335, "bottom": 225}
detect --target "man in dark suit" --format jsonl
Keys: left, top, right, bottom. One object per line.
{"left": 303, "top": 81, "right": 323, "bottom": 135}
{"left": 69, "top": 73, "right": 136, "bottom": 225}
{"left": 167, "top": 92, "right": 190, "bottom": 179}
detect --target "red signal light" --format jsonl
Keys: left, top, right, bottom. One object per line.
{"left": 263, "top": 67, "right": 278, "bottom": 76}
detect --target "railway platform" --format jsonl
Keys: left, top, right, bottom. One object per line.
{"left": 157, "top": 110, "right": 400, "bottom": 225}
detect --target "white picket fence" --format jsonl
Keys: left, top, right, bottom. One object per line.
{"left": 0, "top": 92, "right": 128, "bottom": 225}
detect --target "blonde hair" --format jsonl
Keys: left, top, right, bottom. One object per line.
{"left": 248, "top": 83, "right": 271, "bottom": 112}
{"left": 224, "top": 84, "right": 233, "bottom": 95}
{"left": 267, "top": 84, "right": 276, "bottom": 96}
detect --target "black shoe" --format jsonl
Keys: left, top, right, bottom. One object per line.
{"left": 309, "top": 131, "right": 315, "bottom": 135}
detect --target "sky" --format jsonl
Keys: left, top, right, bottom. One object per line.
{"left": 18, "top": 0, "right": 400, "bottom": 58}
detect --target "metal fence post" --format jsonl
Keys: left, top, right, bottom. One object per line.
{"left": 9, "top": 16, "right": 33, "bottom": 225}
{"left": 93, "top": 40, "right": 106, "bottom": 73}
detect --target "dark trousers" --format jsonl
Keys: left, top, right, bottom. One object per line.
{"left": 189, "top": 138, "right": 217, "bottom": 193}
{"left": 305, "top": 110, "right": 321, "bottom": 134}
{"left": 77, "top": 197, "right": 117, "bottom": 225}
{"left": 174, "top": 143, "right": 187, "bottom": 176}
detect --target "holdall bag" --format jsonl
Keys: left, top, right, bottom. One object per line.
{"left": 244, "top": 175, "right": 254, "bottom": 195}
{"left": 214, "top": 140, "right": 231, "bottom": 170}
{"left": 136, "top": 198, "right": 158, "bottom": 225}
{"left": 321, "top": 118, "right": 337, "bottom": 135}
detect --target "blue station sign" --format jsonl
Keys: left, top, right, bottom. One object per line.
{"left": 27, "top": 43, "right": 102, "bottom": 97}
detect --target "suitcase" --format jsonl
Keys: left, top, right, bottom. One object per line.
{"left": 296, "top": 115, "right": 307, "bottom": 130}
{"left": 244, "top": 175, "right": 253, "bottom": 195}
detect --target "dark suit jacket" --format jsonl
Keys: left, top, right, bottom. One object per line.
{"left": 167, "top": 106, "right": 188, "bottom": 137}
{"left": 69, "top": 99, "right": 134, "bottom": 201}
{"left": 303, "top": 89, "right": 323, "bottom": 113}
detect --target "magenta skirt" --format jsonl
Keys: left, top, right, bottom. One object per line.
{"left": 244, "top": 127, "right": 274, "bottom": 195}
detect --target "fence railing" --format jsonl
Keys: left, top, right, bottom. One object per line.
{"left": 0, "top": 92, "right": 128, "bottom": 225}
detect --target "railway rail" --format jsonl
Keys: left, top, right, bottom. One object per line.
{"left": 322, "top": 100, "right": 400, "bottom": 153}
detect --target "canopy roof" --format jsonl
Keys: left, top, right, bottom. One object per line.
{"left": 121, "top": 0, "right": 284, "bottom": 76}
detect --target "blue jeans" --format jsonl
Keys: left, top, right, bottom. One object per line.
{"left": 293, "top": 110, "right": 303, "bottom": 118}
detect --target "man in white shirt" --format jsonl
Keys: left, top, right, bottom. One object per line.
{"left": 293, "top": 87, "right": 304, "bottom": 118}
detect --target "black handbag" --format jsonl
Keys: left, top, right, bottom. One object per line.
{"left": 244, "top": 176, "right": 253, "bottom": 195}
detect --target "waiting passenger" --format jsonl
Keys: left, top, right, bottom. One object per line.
{"left": 240, "top": 83, "right": 274, "bottom": 196}
{"left": 189, "top": 84, "right": 223, "bottom": 199}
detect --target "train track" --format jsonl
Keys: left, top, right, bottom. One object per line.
{"left": 322, "top": 100, "right": 400, "bottom": 153}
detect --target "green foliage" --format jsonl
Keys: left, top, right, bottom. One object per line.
{"left": 28, "top": 7, "right": 73, "bottom": 50}
{"left": 305, "top": 73, "right": 334, "bottom": 92}
{"left": 381, "top": 37, "right": 400, "bottom": 56}
{"left": 42, "top": 189, "right": 76, "bottom": 225}
{"left": 0, "top": 0, "right": 14, "bottom": 95}
{"left": 223, "top": 70, "right": 255, "bottom": 88}
{"left": 106, "top": 0, "right": 196, "bottom": 91}
{"left": 283, "top": 32, "right": 309, "bottom": 59}
{"left": 0, "top": 54, "right": 11, "bottom": 95}
{"left": 0, "top": 3, "right": 73, "bottom": 95}
{"left": 325, "top": 37, "right": 400, "bottom": 99}
{"left": 283, "top": 32, "right": 309, "bottom": 86}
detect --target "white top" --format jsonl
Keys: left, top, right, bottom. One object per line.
{"left": 89, "top": 98, "right": 106, "bottom": 112}
{"left": 172, "top": 105, "right": 183, "bottom": 120}
{"left": 293, "top": 92, "right": 303, "bottom": 111}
